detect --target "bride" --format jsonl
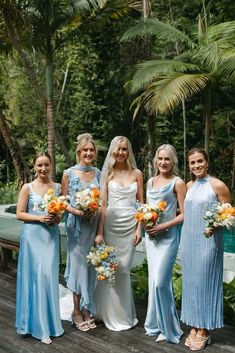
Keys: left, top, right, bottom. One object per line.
{"left": 94, "top": 136, "right": 143, "bottom": 331}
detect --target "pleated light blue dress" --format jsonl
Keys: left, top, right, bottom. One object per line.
{"left": 64, "top": 166, "right": 100, "bottom": 315}
{"left": 144, "top": 177, "right": 183, "bottom": 343}
{"left": 16, "top": 183, "right": 64, "bottom": 340}
{"left": 180, "top": 176, "right": 223, "bottom": 329}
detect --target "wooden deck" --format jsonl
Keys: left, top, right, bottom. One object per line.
{"left": 0, "top": 266, "right": 235, "bottom": 353}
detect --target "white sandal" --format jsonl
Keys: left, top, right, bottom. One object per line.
{"left": 41, "top": 337, "right": 52, "bottom": 345}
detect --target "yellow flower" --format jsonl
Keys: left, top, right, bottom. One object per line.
{"left": 47, "top": 188, "right": 55, "bottom": 195}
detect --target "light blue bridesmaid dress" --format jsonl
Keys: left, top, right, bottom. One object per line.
{"left": 15, "top": 183, "right": 64, "bottom": 340}
{"left": 180, "top": 176, "right": 223, "bottom": 329}
{"left": 144, "top": 177, "right": 183, "bottom": 343}
{"left": 64, "top": 166, "right": 100, "bottom": 315}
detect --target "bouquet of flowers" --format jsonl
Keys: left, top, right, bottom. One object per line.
{"left": 75, "top": 184, "right": 100, "bottom": 221}
{"left": 33, "top": 188, "right": 69, "bottom": 217}
{"left": 135, "top": 201, "right": 167, "bottom": 228}
{"left": 203, "top": 201, "right": 235, "bottom": 237}
{"left": 87, "top": 243, "right": 119, "bottom": 287}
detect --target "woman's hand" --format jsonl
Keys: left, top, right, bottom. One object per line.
{"left": 146, "top": 223, "right": 169, "bottom": 237}
{"left": 133, "top": 232, "right": 142, "bottom": 246}
{"left": 39, "top": 214, "right": 54, "bottom": 224}
{"left": 95, "top": 234, "right": 104, "bottom": 245}
{"left": 74, "top": 209, "right": 85, "bottom": 217}
{"left": 51, "top": 214, "right": 62, "bottom": 224}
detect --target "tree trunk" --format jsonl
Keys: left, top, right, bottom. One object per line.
{"left": 46, "top": 53, "right": 56, "bottom": 180}
{"left": 182, "top": 99, "right": 187, "bottom": 180}
{"left": 1, "top": 9, "right": 72, "bottom": 167}
{"left": 0, "top": 111, "right": 31, "bottom": 186}
{"left": 202, "top": 86, "right": 212, "bottom": 154}
{"left": 232, "top": 137, "right": 235, "bottom": 190}
{"left": 142, "top": 0, "right": 155, "bottom": 178}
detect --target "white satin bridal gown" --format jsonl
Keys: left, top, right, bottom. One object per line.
{"left": 95, "top": 180, "right": 138, "bottom": 331}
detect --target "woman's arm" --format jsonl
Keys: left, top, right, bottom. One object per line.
{"left": 146, "top": 178, "right": 186, "bottom": 236}
{"left": 16, "top": 184, "right": 53, "bottom": 224}
{"left": 95, "top": 182, "right": 108, "bottom": 244}
{"left": 136, "top": 169, "right": 144, "bottom": 203}
{"left": 211, "top": 178, "right": 231, "bottom": 203}
{"left": 133, "top": 169, "right": 144, "bottom": 246}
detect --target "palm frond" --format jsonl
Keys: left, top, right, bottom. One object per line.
{"left": 126, "top": 60, "right": 200, "bottom": 95}
{"left": 140, "top": 73, "right": 210, "bottom": 114}
{"left": 207, "top": 21, "right": 235, "bottom": 43}
{"left": 121, "top": 18, "right": 195, "bottom": 49}
{"left": 192, "top": 40, "right": 235, "bottom": 71}
{"left": 93, "top": 0, "right": 142, "bottom": 22}
{"left": 217, "top": 56, "right": 235, "bottom": 80}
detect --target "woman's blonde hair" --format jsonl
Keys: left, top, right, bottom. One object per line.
{"left": 153, "top": 144, "right": 179, "bottom": 175}
{"left": 75, "top": 133, "right": 97, "bottom": 163}
{"left": 106, "top": 136, "right": 136, "bottom": 181}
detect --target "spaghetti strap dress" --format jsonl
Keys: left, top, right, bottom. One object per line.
{"left": 64, "top": 166, "right": 100, "bottom": 316}
{"left": 94, "top": 180, "right": 138, "bottom": 331}
{"left": 180, "top": 176, "right": 223, "bottom": 329}
{"left": 15, "top": 183, "right": 64, "bottom": 340}
{"left": 144, "top": 177, "right": 183, "bottom": 343}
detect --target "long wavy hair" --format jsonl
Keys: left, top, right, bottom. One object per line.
{"left": 75, "top": 133, "right": 97, "bottom": 163}
{"left": 153, "top": 144, "right": 179, "bottom": 175}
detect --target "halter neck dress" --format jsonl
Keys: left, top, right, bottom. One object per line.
{"left": 180, "top": 175, "right": 223, "bottom": 329}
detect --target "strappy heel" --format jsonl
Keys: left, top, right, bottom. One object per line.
{"left": 72, "top": 314, "right": 90, "bottom": 332}
{"left": 185, "top": 331, "right": 197, "bottom": 347}
{"left": 189, "top": 334, "right": 211, "bottom": 351}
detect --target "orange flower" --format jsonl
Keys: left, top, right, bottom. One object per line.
{"left": 225, "top": 207, "right": 235, "bottom": 216}
{"left": 135, "top": 212, "right": 144, "bottom": 221}
{"left": 97, "top": 275, "right": 107, "bottom": 281}
{"left": 88, "top": 201, "right": 99, "bottom": 211}
{"left": 151, "top": 212, "right": 158, "bottom": 222}
{"left": 91, "top": 188, "right": 101, "bottom": 199}
{"left": 158, "top": 201, "right": 167, "bottom": 211}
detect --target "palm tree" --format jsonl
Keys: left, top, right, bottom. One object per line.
{"left": 122, "top": 7, "right": 235, "bottom": 154}
{"left": 0, "top": 111, "right": 32, "bottom": 185}
{"left": 1, "top": 0, "right": 142, "bottom": 179}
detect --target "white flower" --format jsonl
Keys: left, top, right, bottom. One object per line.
{"left": 205, "top": 211, "right": 213, "bottom": 217}
{"left": 144, "top": 212, "right": 153, "bottom": 220}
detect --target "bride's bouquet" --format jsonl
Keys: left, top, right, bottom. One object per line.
{"left": 135, "top": 201, "right": 167, "bottom": 239}
{"left": 87, "top": 243, "right": 119, "bottom": 287}
{"left": 203, "top": 201, "right": 235, "bottom": 237}
{"left": 33, "top": 188, "right": 69, "bottom": 217}
{"left": 75, "top": 185, "right": 100, "bottom": 221}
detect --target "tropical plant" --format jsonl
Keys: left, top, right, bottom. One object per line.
{"left": 0, "top": 0, "right": 142, "bottom": 179}
{"left": 122, "top": 2, "right": 235, "bottom": 154}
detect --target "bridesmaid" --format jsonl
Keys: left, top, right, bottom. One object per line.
{"left": 16, "top": 152, "right": 64, "bottom": 345}
{"left": 95, "top": 136, "right": 144, "bottom": 331}
{"left": 144, "top": 144, "right": 186, "bottom": 343}
{"left": 180, "top": 148, "right": 231, "bottom": 351}
{"left": 62, "top": 133, "right": 100, "bottom": 331}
